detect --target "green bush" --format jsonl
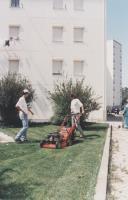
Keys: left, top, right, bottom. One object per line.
{"left": 0, "top": 73, "right": 35, "bottom": 125}
{"left": 49, "top": 79, "right": 100, "bottom": 124}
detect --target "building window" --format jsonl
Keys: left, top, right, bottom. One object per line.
{"left": 74, "top": 27, "right": 84, "bottom": 43}
{"left": 52, "top": 60, "right": 63, "bottom": 75}
{"left": 53, "top": 0, "right": 63, "bottom": 9}
{"left": 52, "top": 26, "right": 63, "bottom": 42}
{"left": 8, "top": 59, "right": 19, "bottom": 74}
{"left": 11, "top": 0, "right": 20, "bottom": 7}
{"left": 9, "top": 25, "right": 20, "bottom": 40}
{"left": 74, "top": 60, "right": 84, "bottom": 76}
{"left": 73, "top": 0, "right": 84, "bottom": 10}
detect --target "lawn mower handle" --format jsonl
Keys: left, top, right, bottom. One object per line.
{"left": 60, "top": 113, "right": 81, "bottom": 127}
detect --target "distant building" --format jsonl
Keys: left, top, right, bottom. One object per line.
{"left": 107, "top": 40, "right": 122, "bottom": 107}
{"left": 0, "top": 0, "right": 107, "bottom": 121}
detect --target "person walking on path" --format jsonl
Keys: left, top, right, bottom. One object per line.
{"left": 15, "top": 89, "right": 34, "bottom": 142}
{"left": 70, "top": 94, "right": 84, "bottom": 137}
{"left": 123, "top": 100, "right": 128, "bottom": 129}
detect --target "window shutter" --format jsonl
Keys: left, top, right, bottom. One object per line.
{"left": 8, "top": 60, "right": 19, "bottom": 73}
{"left": 74, "top": 27, "right": 84, "bottom": 42}
{"left": 74, "top": 61, "right": 84, "bottom": 76}
{"left": 11, "top": 0, "right": 20, "bottom": 7}
{"left": 9, "top": 26, "right": 20, "bottom": 39}
{"left": 53, "top": 27, "right": 63, "bottom": 42}
{"left": 74, "top": 0, "right": 84, "bottom": 10}
{"left": 53, "top": 0, "right": 63, "bottom": 9}
{"left": 52, "top": 60, "right": 63, "bottom": 75}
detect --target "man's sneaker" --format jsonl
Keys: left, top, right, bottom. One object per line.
{"left": 15, "top": 138, "right": 22, "bottom": 143}
{"left": 20, "top": 136, "right": 25, "bottom": 142}
{"left": 80, "top": 134, "right": 85, "bottom": 138}
{"left": 23, "top": 139, "right": 29, "bottom": 143}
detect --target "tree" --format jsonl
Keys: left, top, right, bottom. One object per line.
{"left": 49, "top": 78, "right": 100, "bottom": 124}
{"left": 0, "top": 73, "right": 35, "bottom": 125}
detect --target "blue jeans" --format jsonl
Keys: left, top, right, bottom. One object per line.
{"left": 124, "top": 116, "right": 128, "bottom": 128}
{"left": 71, "top": 114, "right": 84, "bottom": 136}
{"left": 15, "top": 114, "right": 28, "bottom": 141}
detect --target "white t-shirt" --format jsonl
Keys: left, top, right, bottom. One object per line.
{"left": 16, "top": 96, "right": 28, "bottom": 116}
{"left": 71, "top": 98, "right": 83, "bottom": 114}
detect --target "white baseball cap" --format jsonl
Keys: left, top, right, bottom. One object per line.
{"left": 23, "top": 89, "right": 29, "bottom": 94}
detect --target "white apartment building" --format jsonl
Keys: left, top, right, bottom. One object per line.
{"left": 107, "top": 40, "right": 122, "bottom": 107}
{"left": 0, "top": 0, "right": 107, "bottom": 121}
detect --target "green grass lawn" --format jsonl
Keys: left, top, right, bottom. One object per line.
{"left": 0, "top": 123, "right": 107, "bottom": 200}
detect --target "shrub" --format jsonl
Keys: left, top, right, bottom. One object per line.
{"left": 0, "top": 73, "right": 35, "bottom": 125}
{"left": 49, "top": 78, "right": 100, "bottom": 124}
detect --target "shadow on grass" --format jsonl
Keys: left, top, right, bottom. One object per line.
{"left": 0, "top": 182, "right": 28, "bottom": 199}
{"left": 74, "top": 134, "right": 101, "bottom": 143}
{"left": 84, "top": 134, "right": 101, "bottom": 140}
{"left": 0, "top": 168, "right": 29, "bottom": 200}
{"left": 30, "top": 121, "right": 51, "bottom": 127}
{"left": 14, "top": 139, "right": 41, "bottom": 144}
{"left": 72, "top": 134, "right": 100, "bottom": 146}
{"left": 73, "top": 139, "right": 84, "bottom": 145}
{"left": 84, "top": 127, "right": 107, "bottom": 131}
{"left": 83, "top": 122, "right": 108, "bottom": 131}
{"left": 28, "top": 133, "right": 101, "bottom": 145}
{"left": 26, "top": 139, "right": 41, "bottom": 143}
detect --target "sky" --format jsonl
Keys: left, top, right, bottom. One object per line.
{"left": 107, "top": 0, "right": 128, "bottom": 87}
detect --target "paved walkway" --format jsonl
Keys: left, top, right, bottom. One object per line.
{"left": 107, "top": 122, "right": 128, "bottom": 200}
{"left": 0, "top": 132, "right": 14, "bottom": 143}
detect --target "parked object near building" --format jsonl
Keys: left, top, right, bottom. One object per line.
{"left": 0, "top": 0, "right": 107, "bottom": 121}
{"left": 111, "top": 106, "right": 120, "bottom": 115}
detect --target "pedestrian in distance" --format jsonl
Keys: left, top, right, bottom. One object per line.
{"left": 70, "top": 94, "right": 85, "bottom": 138}
{"left": 123, "top": 100, "right": 128, "bottom": 129}
{"left": 15, "top": 89, "right": 34, "bottom": 142}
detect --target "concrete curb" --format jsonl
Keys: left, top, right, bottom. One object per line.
{"left": 94, "top": 127, "right": 111, "bottom": 200}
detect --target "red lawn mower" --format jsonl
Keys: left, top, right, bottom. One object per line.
{"left": 40, "top": 115, "right": 80, "bottom": 149}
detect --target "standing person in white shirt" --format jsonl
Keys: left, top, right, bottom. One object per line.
{"left": 70, "top": 94, "right": 84, "bottom": 138}
{"left": 15, "top": 89, "right": 34, "bottom": 142}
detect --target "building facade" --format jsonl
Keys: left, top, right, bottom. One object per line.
{"left": 107, "top": 40, "right": 122, "bottom": 107}
{"left": 0, "top": 0, "right": 107, "bottom": 121}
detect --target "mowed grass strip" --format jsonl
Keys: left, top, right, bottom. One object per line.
{"left": 0, "top": 124, "right": 107, "bottom": 200}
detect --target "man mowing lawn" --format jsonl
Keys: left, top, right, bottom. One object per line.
{"left": 15, "top": 89, "right": 34, "bottom": 143}
{"left": 0, "top": 123, "right": 107, "bottom": 200}
{"left": 70, "top": 93, "right": 85, "bottom": 138}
